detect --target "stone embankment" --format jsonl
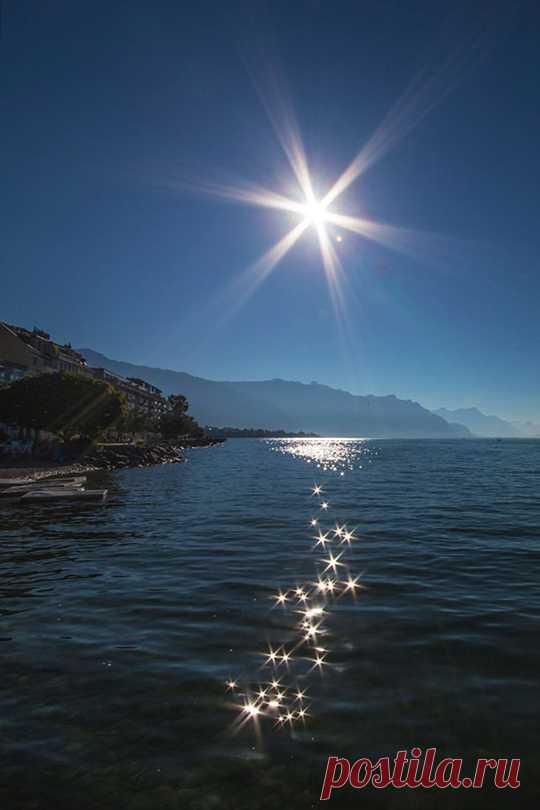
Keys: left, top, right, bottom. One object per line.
{"left": 82, "top": 438, "right": 224, "bottom": 471}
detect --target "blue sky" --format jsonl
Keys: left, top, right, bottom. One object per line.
{"left": 2, "top": 1, "right": 539, "bottom": 421}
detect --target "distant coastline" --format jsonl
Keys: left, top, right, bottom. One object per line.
{"left": 3, "top": 323, "right": 538, "bottom": 441}
{"left": 205, "top": 427, "right": 319, "bottom": 439}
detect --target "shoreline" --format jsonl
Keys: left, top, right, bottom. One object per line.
{"left": 0, "top": 437, "right": 225, "bottom": 481}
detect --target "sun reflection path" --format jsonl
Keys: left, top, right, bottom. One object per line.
{"left": 225, "top": 440, "right": 379, "bottom": 736}
{"left": 272, "top": 436, "right": 377, "bottom": 474}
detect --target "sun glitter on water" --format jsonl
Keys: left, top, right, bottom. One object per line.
{"left": 270, "top": 437, "right": 376, "bottom": 473}
{"left": 225, "top": 475, "right": 369, "bottom": 736}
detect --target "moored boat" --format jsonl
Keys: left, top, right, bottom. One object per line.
{"left": 20, "top": 488, "right": 108, "bottom": 502}
{"left": 0, "top": 477, "right": 40, "bottom": 488}
{"left": 0, "top": 478, "right": 87, "bottom": 497}
{"left": 0, "top": 476, "right": 86, "bottom": 489}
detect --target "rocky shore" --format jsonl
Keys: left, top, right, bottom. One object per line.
{"left": 0, "top": 437, "right": 225, "bottom": 479}
{"left": 83, "top": 438, "right": 224, "bottom": 471}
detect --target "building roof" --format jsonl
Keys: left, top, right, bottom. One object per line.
{"left": 126, "top": 376, "right": 162, "bottom": 394}
{"left": 6, "top": 323, "right": 87, "bottom": 366}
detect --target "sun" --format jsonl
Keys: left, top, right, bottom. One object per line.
{"left": 301, "top": 199, "right": 329, "bottom": 227}
{"left": 177, "top": 75, "right": 430, "bottom": 323}
{"left": 172, "top": 44, "right": 470, "bottom": 329}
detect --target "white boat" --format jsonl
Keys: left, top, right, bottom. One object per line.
{"left": 0, "top": 477, "right": 38, "bottom": 488}
{"left": 20, "top": 488, "right": 108, "bottom": 502}
{"left": 42, "top": 476, "right": 87, "bottom": 486}
{"left": 0, "top": 476, "right": 86, "bottom": 489}
{"left": 1, "top": 478, "right": 87, "bottom": 497}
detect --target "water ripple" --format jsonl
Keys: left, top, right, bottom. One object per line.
{"left": 1, "top": 438, "right": 539, "bottom": 808}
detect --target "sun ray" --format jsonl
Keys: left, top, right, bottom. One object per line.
{"left": 316, "top": 225, "right": 349, "bottom": 323}
{"left": 170, "top": 177, "right": 306, "bottom": 216}
{"left": 325, "top": 211, "right": 452, "bottom": 265}
{"left": 209, "top": 219, "right": 309, "bottom": 331}
{"left": 250, "top": 61, "right": 316, "bottom": 202}
{"left": 321, "top": 35, "right": 492, "bottom": 209}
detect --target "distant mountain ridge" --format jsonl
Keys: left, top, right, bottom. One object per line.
{"left": 433, "top": 407, "right": 540, "bottom": 438}
{"left": 79, "top": 348, "right": 471, "bottom": 438}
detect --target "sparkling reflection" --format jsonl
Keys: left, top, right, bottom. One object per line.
{"left": 270, "top": 437, "right": 375, "bottom": 474}
{"left": 226, "top": 470, "right": 369, "bottom": 736}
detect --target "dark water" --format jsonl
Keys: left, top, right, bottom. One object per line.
{"left": 1, "top": 438, "right": 539, "bottom": 809}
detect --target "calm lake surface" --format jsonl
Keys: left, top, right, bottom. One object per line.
{"left": 1, "top": 438, "right": 539, "bottom": 809}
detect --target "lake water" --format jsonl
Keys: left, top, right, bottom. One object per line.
{"left": 1, "top": 438, "right": 539, "bottom": 809}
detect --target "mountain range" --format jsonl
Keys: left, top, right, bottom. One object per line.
{"left": 433, "top": 408, "right": 540, "bottom": 438}
{"left": 79, "top": 349, "right": 471, "bottom": 438}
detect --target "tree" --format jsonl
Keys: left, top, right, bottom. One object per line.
{"left": 159, "top": 393, "right": 204, "bottom": 440}
{"left": 0, "top": 372, "right": 127, "bottom": 441}
{"left": 168, "top": 394, "right": 188, "bottom": 416}
{"left": 118, "top": 411, "right": 159, "bottom": 435}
